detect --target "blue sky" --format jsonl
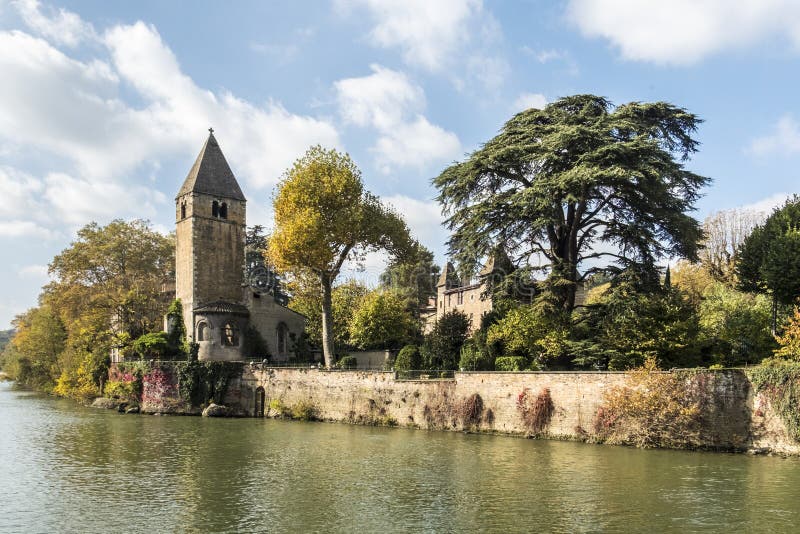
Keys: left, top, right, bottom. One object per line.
{"left": 0, "top": 0, "right": 798, "bottom": 328}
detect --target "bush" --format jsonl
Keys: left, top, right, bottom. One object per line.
{"left": 459, "top": 338, "right": 494, "bottom": 371}
{"left": 337, "top": 355, "right": 357, "bottom": 369}
{"left": 516, "top": 388, "right": 554, "bottom": 434}
{"left": 395, "top": 345, "right": 422, "bottom": 371}
{"left": 495, "top": 356, "right": 528, "bottom": 371}
{"left": 104, "top": 379, "right": 139, "bottom": 402}
{"left": 292, "top": 400, "right": 318, "bottom": 421}
{"left": 132, "top": 332, "right": 171, "bottom": 359}
{"left": 242, "top": 325, "right": 271, "bottom": 360}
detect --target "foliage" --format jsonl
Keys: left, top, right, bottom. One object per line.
{"left": 348, "top": 290, "right": 419, "bottom": 350}
{"left": 458, "top": 393, "right": 484, "bottom": 428}
{"left": 269, "top": 145, "right": 411, "bottom": 367}
{"left": 380, "top": 241, "right": 441, "bottom": 311}
{"left": 394, "top": 345, "right": 422, "bottom": 371}
{"left": 4, "top": 306, "right": 66, "bottom": 390}
{"left": 737, "top": 197, "right": 800, "bottom": 332}
{"left": 177, "top": 361, "right": 242, "bottom": 406}
{"left": 574, "top": 272, "right": 700, "bottom": 370}
{"left": 132, "top": 332, "right": 171, "bottom": 359}
{"left": 420, "top": 310, "right": 470, "bottom": 370}
{"left": 747, "top": 361, "right": 800, "bottom": 442}
{"left": 671, "top": 260, "right": 715, "bottom": 307}
{"left": 458, "top": 338, "right": 494, "bottom": 371}
{"left": 291, "top": 400, "right": 319, "bottom": 421}
{"left": 495, "top": 356, "right": 529, "bottom": 372}
{"left": 336, "top": 355, "right": 357, "bottom": 369}
{"left": 774, "top": 307, "right": 800, "bottom": 360}
{"left": 242, "top": 325, "right": 271, "bottom": 360}
{"left": 104, "top": 380, "right": 139, "bottom": 402}
{"left": 698, "top": 282, "right": 774, "bottom": 366}
{"left": 165, "top": 299, "right": 187, "bottom": 353}
{"left": 516, "top": 388, "right": 554, "bottom": 434}
{"left": 487, "top": 305, "right": 570, "bottom": 368}
{"left": 593, "top": 359, "right": 705, "bottom": 448}
{"left": 435, "top": 94, "right": 708, "bottom": 314}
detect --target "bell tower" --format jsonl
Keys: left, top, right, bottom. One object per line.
{"left": 175, "top": 129, "right": 247, "bottom": 343}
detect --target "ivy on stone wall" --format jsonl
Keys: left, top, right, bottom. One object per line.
{"left": 747, "top": 361, "right": 800, "bottom": 442}
{"left": 176, "top": 361, "right": 243, "bottom": 406}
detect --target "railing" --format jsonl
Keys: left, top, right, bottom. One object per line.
{"left": 395, "top": 370, "right": 456, "bottom": 380}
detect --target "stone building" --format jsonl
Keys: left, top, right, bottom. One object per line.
{"left": 422, "top": 260, "right": 495, "bottom": 334}
{"left": 174, "top": 130, "right": 305, "bottom": 361}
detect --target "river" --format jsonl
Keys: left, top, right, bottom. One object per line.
{"left": 1, "top": 380, "right": 799, "bottom": 533}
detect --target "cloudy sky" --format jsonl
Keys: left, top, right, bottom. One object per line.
{"left": 0, "top": 0, "right": 798, "bottom": 328}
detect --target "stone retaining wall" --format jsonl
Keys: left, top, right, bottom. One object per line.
{"left": 122, "top": 365, "right": 800, "bottom": 455}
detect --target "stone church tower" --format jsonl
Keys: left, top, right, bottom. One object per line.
{"left": 173, "top": 130, "right": 306, "bottom": 362}
{"left": 175, "top": 129, "right": 248, "bottom": 360}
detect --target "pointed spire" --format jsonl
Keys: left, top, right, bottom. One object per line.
{"left": 177, "top": 130, "right": 246, "bottom": 201}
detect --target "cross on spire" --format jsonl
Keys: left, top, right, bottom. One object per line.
{"left": 208, "top": 127, "right": 214, "bottom": 134}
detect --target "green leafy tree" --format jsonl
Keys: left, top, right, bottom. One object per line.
{"left": 394, "top": 345, "right": 422, "bottom": 371}
{"left": 737, "top": 196, "right": 800, "bottom": 332}
{"left": 575, "top": 272, "right": 700, "bottom": 370}
{"left": 5, "top": 306, "right": 66, "bottom": 390}
{"left": 349, "top": 290, "right": 419, "bottom": 350}
{"left": 698, "top": 282, "right": 774, "bottom": 366}
{"left": 269, "top": 146, "right": 411, "bottom": 367}
{"left": 379, "top": 241, "right": 440, "bottom": 313}
{"left": 421, "top": 310, "right": 470, "bottom": 370}
{"left": 434, "top": 95, "right": 708, "bottom": 314}
{"left": 487, "top": 305, "right": 570, "bottom": 369}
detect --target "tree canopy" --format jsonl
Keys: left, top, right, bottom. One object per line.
{"left": 434, "top": 94, "right": 708, "bottom": 313}
{"left": 269, "top": 146, "right": 411, "bottom": 367}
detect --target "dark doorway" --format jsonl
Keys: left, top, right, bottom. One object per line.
{"left": 255, "top": 386, "right": 265, "bottom": 417}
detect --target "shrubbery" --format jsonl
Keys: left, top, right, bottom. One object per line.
{"left": 395, "top": 345, "right": 422, "bottom": 371}
{"left": 494, "top": 356, "right": 528, "bottom": 372}
{"left": 336, "top": 356, "right": 357, "bottom": 369}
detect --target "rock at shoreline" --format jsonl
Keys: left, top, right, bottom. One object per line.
{"left": 202, "top": 403, "right": 230, "bottom": 417}
{"left": 91, "top": 397, "right": 122, "bottom": 410}
{"left": 125, "top": 405, "right": 140, "bottom": 414}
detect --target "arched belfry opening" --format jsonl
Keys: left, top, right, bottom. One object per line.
{"left": 212, "top": 200, "right": 219, "bottom": 217}
{"left": 180, "top": 201, "right": 186, "bottom": 219}
{"left": 219, "top": 202, "right": 228, "bottom": 219}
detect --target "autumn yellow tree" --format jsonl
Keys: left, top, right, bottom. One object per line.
{"left": 269, "top": 146, "right": 411, "bottom": 367}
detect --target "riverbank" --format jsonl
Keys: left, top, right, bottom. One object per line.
{"left": 100, "top": 363, "right": 800, "bottom": 456}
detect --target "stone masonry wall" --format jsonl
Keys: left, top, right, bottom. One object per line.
{"left": 129, "top": 365, "right": 800, "bottom": 455}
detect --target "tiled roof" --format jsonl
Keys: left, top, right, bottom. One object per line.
{"left": 193, "top": 300, "right": 250, "bottom": 316}
{"left": 177, "top": 131, "right": 246, "bottom": 201}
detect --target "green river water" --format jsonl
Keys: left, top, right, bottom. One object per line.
{"left": 2, "top": 380, "right": 800, "bottom": 533}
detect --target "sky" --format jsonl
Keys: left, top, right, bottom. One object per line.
{"left": 0, "top": 0, "right": 799, "bottom": 328}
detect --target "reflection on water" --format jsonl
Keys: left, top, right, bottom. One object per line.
{"left": 2, "top": 380, "right": 800, "bottom": 533}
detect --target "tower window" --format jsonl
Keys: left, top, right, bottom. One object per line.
{"left": 197, "top": 321, "right": 208, "bottom": 342}
{"left": 221, "top": 323, "right": 239, "bottom": 346}
{"left": 212, "top": 200, "right": 219, "bottom": 217}
{"left": 219, "top": 202, "right": 228, "bottom": 219}
{"left": 180, "top": 201, "right": 186, "bottom": 219}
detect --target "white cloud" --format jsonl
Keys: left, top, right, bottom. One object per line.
{"left": 338, "top": 0, "right": 483, "bottom": 71}
{"left": 566, "top": 0, "right": 800, "bottom": 65}
{"left": 466, "top": 55, "right": 510, "bottom": 92}
{"left": 334, "top": 65, "right": 460, "bottom": 171}
{"left": 383, "top": 194, "right": 447, "bottom": 254}
{"left": 513, "top": 92, "right": 548, "bottom": 112}
{"left": 0, "top": 220, "right": 54, "bottom": 239}
{"left": 18, "top": 264, "right": 48, "bottom": 279}
{"left": 749, "top": 115, "right": 800, "bottom": 156}
{"left": 335, "top": 64, "right": 424, "bottom": 129}
{"left": 13, "top": 0, "right": 95, "bottom": 47}
{"left": 736, "top": 192, "right": 791, "bottom": 215}
{"left": 0, "top": 15, "right": 341, "bottom": 237}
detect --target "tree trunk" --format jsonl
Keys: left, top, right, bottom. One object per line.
{"left": 320, "top": 274, "right": 335, "bottom": 368}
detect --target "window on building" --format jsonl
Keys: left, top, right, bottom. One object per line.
{"left": 221, "top": 323, "right": 239, "bottom": 346}
{"left": 276, "top": 322, "right": 289, "bottom": 356}
{"left": 197, "top": 321, "right": 208, "bottom": 342}
{"left": 219, "top": 202, "right": 228, "bottom": 219}
{"left": 180, "top": 201, "right": 186, "bottom": 219}
{"left": 458, "top": 291, "right": 464, "bottom": 305}
{"left": 212, "top": 200, "right": 219, "bottom": 217}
